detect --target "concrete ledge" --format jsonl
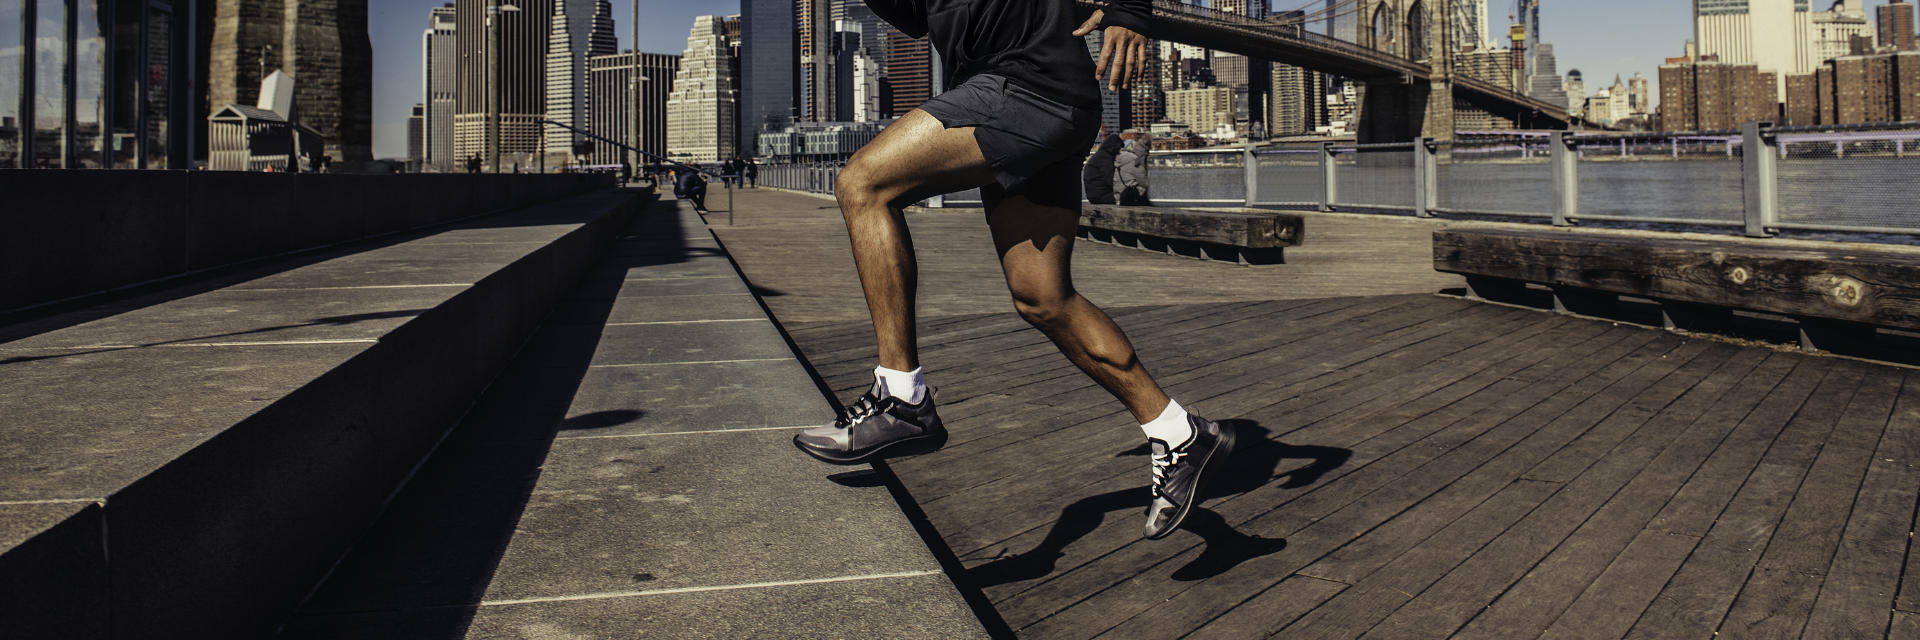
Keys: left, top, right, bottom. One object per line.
{"left": 0, "top": 189, "right": 647, "bottom": 639}
{"left": 281, "top": 199, "right": 989, "bottom": 639}
{"left": 1, "top": 171, "right": 615, "bottom": 314}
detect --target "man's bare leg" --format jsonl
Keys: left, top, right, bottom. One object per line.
{"left": 983, "top": 189, "right": 1171, "bottom": 424}
{"left": 833, "top": 110, "right": 998, "bottom": 371}
{"left": 793, "top": 110, "right": 999, "bottom": 465}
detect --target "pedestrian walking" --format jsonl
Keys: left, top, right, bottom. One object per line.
{"left": 790, "top": 0, "right": 1232, "bottom": 541}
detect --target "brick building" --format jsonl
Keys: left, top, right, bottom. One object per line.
{"left": 1658, "top": 58, "right": 1778, "bottom": 131}
{"left": 1786, "top": 50, "right": 1920, "bottom": 125}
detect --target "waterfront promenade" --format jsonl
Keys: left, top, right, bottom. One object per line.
{"left": 713, "top": 188, "right": 1920, "bottom": 640}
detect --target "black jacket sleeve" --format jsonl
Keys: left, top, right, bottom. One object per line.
{"left": 863, "top": 0, "right": 929, "bottom": 38}
{"left": 1100, "top": 0, "right": 1152, "bottom": 35}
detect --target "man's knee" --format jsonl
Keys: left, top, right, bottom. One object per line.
{"left": 835, "top": 163, "right": 891, "bottom": 209}
{"left": 1011, "top": 290, "right": 1073, "bottom": 329}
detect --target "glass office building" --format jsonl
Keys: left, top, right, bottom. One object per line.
{"left": 1, "top": 0, "right": 194, "bottom": 169}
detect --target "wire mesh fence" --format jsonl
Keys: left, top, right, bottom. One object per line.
{"left": 1252, "top": 145, "right": 1323, "bottom": 207}
{"left": 1436, "top": 135, "right": 1553, "bottom": 219}
{"left": 1573, "top": 133, "right": 1746, "bottom": 227}
{"left": 1145, "top": 149, "right": 1246, "bottom": 205}
{"left": 1331, "top": 144, "right": 1416, "bottom": 211}
{"left": 1775, "top": 131, "right": 1920, "bottom": 234}
{"left": 749, "top": 123, "right": 1920, "bottom": 241}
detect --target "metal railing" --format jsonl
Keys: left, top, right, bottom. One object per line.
{"left": 750, "top": 123, "right": 1920, "bottom": 241}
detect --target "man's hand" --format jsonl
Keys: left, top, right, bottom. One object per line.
{"left": 1073, "top": 10, "right": 1149, "bottom": 92}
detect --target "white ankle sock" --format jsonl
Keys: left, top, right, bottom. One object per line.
{"left": 875, "top": 366, "right": 927, "bottom": 404}
{"left": 1141, "top": 399, "right": 1195, "bottom": 447}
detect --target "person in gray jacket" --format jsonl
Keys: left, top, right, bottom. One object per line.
{"left": 1116, "top": 134, "right": 1151, "bottom": 205}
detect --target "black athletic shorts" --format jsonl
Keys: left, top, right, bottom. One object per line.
{"left": 917, "top": 73, "right": 1102, "bottom": 209}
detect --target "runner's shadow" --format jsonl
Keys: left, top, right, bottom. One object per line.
{"left": 967, "top": 420, "right": 1351, "bottom": 587}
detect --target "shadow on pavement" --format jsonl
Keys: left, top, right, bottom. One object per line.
{"left": 280, "top": 196, "right": 688, "bottom": 639}
{"left": 966, "top": 420, "right": 1350, "bottom": 587}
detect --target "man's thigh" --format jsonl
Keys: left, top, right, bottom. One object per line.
{"left": 846, "top": 110, "right": 999, "bottom": 205}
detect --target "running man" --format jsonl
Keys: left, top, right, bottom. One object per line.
{"left": 791, "top": 0, "right": 1234, "bottom": 540}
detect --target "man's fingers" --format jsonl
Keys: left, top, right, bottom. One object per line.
{"left": 1128, "top": 39, "right": 1145, "bottom": 89}
{"left": 1073, "top": 9, "right": 1104, "bottom": 37}
{"left": 1105, "top": 38, "right": 1121, "bottom": 88}
{"left": 1125, "top": 34, "right": 1143, "bottom": 90}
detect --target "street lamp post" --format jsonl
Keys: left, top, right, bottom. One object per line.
{"left": 632, "top": 0, "right": 641, "bottom": 171}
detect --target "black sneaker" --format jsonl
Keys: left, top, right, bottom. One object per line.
{"left": 793, "top": 385, "right": 946, "bottom": 465}
{"left": 1143, "top": 415, "right": 1234, "bottom": 540}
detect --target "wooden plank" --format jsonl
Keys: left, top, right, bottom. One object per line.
{"left": 1714, "top": 364, "right": 1904, "bottom": 639}
{"left": 1362, "top": 350, "right": 1829, "bottom": 639}
{"left": 1627, "top": 364, "right": 1869, "bottom": 640}
{"left": 946, "top": 309, "right": 1614, "bottom": 598}
{"left": 1523, "top": 354, "right": 1809, "bottom": 638}
{"left": 1891, "top": 610, "right": 1920, "bottom": 640}
{"left": 1273, "top": 480, "right": 1567, "bottom": 640}
{"left": 1799, "top": 370, "right": 1920, "bottom": 637}
{"left": 1181, "top": 575, "right": 1349, "bottom": 640}
{"left": 1298, "top": 341, "right": 1723, "bottom": 587}
{"left": 1445, "top": 347, "right": 1776, "bottom": 639}
{"left": 1433, "top": 228, "right": 1920, "bottom": 330}
{"left": 1006, "top": 327, "right": 1667, "bottom": 637}
{"left": 1082, "top": 205, "right": 1304, "bottom": 248}
{"left": 990, "top": 322, "right": 1633, "bottom": 632}
{"left": 1540, "top": 529, "right": 1706, "bottom": 640}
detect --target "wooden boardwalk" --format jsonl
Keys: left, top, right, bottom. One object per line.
{"left": 711, "top": 190, "right": 1920, "bottom": 639}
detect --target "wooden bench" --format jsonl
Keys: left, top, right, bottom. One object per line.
{"left": 1079, "top": 204, "right": 1305, "bottom": 265}
{"left": 1434, "top": 228, "right": 1920, "bottom": 352}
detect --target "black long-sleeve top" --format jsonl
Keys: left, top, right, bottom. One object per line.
{"left": 863, "top": 0, "right": 1152, "bottom": 110}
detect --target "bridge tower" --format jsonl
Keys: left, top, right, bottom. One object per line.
{"left": 1352, "top": 0, "right": 1458, "bottom": 142}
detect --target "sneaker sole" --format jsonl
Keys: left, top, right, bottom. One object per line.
{"left": 793, "top": 428, "right": 949, "bottom": 466}
{"left": 1145, "top": 421, "right": 1236, "bottom": 540}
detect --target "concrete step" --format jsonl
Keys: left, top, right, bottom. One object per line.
{"left": 279, "top": 199, "right": 990, "bottom": 639}
{"left": 0, "top": 189, "right": 647, "bottom": 639}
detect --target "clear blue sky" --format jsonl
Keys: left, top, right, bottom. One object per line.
{"left": 368, "top": 0, "right": 1907, "bottom": 158}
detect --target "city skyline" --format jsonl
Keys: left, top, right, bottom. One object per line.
{"left": 371, "top": 0, "right": 738, "bottom": 159}
{"left": 366, "top": 0, "right": 1918, "bottom": 158}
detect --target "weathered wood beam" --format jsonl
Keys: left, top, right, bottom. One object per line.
{"left": 1082, "top": 205, "right": 1303, "bottom": 250}
{"left": 1433, "top": 229, "right": 1920, "bottom": 331}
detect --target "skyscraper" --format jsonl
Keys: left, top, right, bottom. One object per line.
{"left": 588, "top": 51, "right": 678, "bottom": 164}
{"left": 455, "top": 0, "right": 557, "bottom": 171}
{"left": 208, "top": 0, "right": 374, "bottom": 163}
{"left": 408, "top": 104, "right": 426, "bottom": 162}
{"left": 666, "top": 15, "right": 739, "bottom": 162}
{"left": 1696, "top": 0, "right": 1814, "bottom": 99}
{"left": 1880, "top": 0, "right": 1917, "bottom": 51}
{"left": 1628, "top": 72, "right": 1650, "bottom": 116}
{"left": 887, "top": 30, "right": 934, "bottom": 117}
{"left": 1270, "top": 62, "right": 1324, "bottom": 136}
{"left": 742, "top": 0, "right": 799, "bottom": 156}
{"left": 1527, "top": 43, "right": 1569, "bottom": 110}
{"left": 544, "top": 0, "right": 617, "bottom": 157}
{"left": 1082, "top": 31, "right": 1130, "bottom": 138}
{"left": 424, "top": 4, "right": 458, "bottom": 171}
